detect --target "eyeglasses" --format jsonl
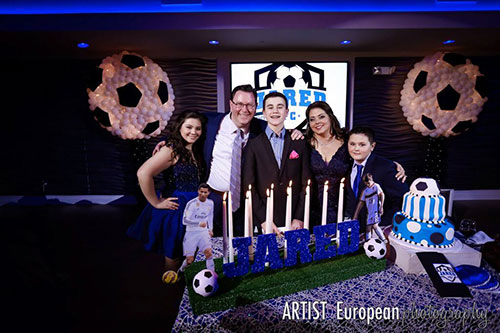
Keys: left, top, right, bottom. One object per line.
{"left": 231, "top": 100, "right": 256, "bottom": 111}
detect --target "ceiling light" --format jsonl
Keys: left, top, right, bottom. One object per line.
{"left": 77, "top": 42, "right": 89, "bottom": 48}
{"left": 209, "top": 40, "right": 219, "bottom": 45}
{"left": 340, "top": 40, "right": 351, "bottom": 45}
{"left": 442, "top": 40, "right": 455, "bottom": 45}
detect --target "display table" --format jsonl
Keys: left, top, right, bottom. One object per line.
{"left": 172, "top": 237, "right": 500, "bottom": 332}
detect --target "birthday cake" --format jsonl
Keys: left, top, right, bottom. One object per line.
{"left": 388, "top": 177, "right": 481, "bottom": 274}
{"left": 390, "top": 178, "right": 455, "bottom": 248}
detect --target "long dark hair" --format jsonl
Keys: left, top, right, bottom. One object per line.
{"left": 167, "top": 111, "right": 206, "bottom": 177}
{"left": 305, "top": 101, "right": 346, "bottom": 145}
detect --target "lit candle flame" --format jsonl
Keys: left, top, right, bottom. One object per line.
{"left": 289, "top": 180, "right": 292, "bottom": 187}
{"left": 223, "top": 192, "right": 227, "bottom": 201}
{"left": 271, "top": 183, "right": 274, "bottom": 190}
{"left": 307, "top": 179, "right": 311, "bottom": 186}
{"left": 266, "top": 188, "right": 270, "bottom": 197}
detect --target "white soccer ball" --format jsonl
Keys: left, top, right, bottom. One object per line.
{"left": 399, "top": 52, "right": 487, "bottom": 137}
{"left": 87, "top": 51, "right": 175, "bottom": 140}
{"left": 271, "top": 64, "right": 308, "bottom": 90}
{"left": 410, "top": 177, "right": 440, "bottom": 196}
{"left": 193, "top": 269, "right": 218, "bottom": 297}
{"left": 363, "top": 238, "right": 387, "bottom": 260}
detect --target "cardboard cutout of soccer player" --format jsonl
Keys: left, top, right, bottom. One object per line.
{"left": 353, "top": 173, "right": 387, "bottom": 243}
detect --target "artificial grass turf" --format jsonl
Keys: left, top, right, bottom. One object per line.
{"left": 185, "top": 249, "right": 385, "bottom": 315}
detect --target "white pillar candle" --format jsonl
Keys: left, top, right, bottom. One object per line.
{"left": 284, "top": 181, "right": 292, "bottom": 259}
{"left": 337, "top": 178, "right": 345, "bottom": 223}
{"left": 336, "top": 178, "right": 345, "bottom": 248}
{"left": 270, "top": 183, "right": 274, "bottom": 230}
{"left": 247, "top": 185, "right": 254, "bottom": 260}
{"left": 321, "top": 180, "right": 329, "bottom": 226}
{"left": 248, "top": 185, "right": 253, "bottom": 235}
{"left": 228, "top": 191, "right": 234, "bottom": 262}
{"left": 304, "top": 179, "right": 311, "bottom": 230}
{"left": 244, "top": 188, "right": 250, "bottom": 238}
{"left": 265, "top": 188, "right": 272, "bottom": 234}
{"left": 285, "top": 181, "right": 292, "bottom": 231}
{"left": 222, "top": 192, "right": 228, "bottom": 264}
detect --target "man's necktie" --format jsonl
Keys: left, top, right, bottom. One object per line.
{"left": 353, "top": 164, "right": 364, "bottom": 198}
{"left": 230, "top": 129, "right": 243, "bottom": 211}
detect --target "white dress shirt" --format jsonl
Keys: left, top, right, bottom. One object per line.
{"left": 207, "top": 114, "right": 250, "bottom": 192}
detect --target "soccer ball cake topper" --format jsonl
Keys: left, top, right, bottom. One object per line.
{"left": 87, "top": 51, "right": 175, "bottom": 140}
{"left": 409, "top": 177, "right": 440, "bottom": 196}
{"left": 400, "top": 52, "right": 487, "bottom": 137}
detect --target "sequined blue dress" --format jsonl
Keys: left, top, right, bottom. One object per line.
{"left": 127, "top": 158, "right": 199, "bottom": 259}
{"left": 310, "top": 143, "right": 351, "bottom": 223}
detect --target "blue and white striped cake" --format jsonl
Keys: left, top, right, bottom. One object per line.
{"left": 401, "top": 192, "right": 446, "bottom": 223}
{"left": 391, "top": 178, "right": 455, "bottom": 248}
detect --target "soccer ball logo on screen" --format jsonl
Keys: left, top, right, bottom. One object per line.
{"left": 252, "top": 62, "right": 327, "bottom": 128}
{"left": 254, "top": 62, "right": 326, "bottom": 92}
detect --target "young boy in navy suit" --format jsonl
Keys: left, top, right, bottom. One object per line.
{"left": 345, "top": 126, "right": 408, "bottom": 233}
{"left": 242, "top": 92, "right": 311, "bottom": 235}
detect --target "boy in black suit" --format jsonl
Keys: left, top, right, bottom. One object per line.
{"left": 242, "top": 92, "right": 311, "bottom": 235}
{"left": 345, "top": 126, "right": 408, "bottom": 232}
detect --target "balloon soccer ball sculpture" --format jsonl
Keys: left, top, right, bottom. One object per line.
{"left": 87, "top": 51, "right": 175, "bottom": 140}
{"left": 400, "top": 52, "right": 487, "bottom": 137}
{"left": 193, "top": 269, "right": 218, "bottom": 297}
{"left": 364, "top": 238, "right": 387, "bottom": 260}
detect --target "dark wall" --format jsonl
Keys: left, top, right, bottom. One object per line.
{"left": 353, "top": 56, "right": 500, "bottom": 190}
{"left": 2, "top": 55, "right": 498, "bottom": 195}
{"left": 0, "top": 58, "right": 217, "bottom": 195}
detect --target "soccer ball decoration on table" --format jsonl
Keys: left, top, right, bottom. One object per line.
{"left": 87, "top": 51, "right": 175, "bottom": 140}
{"left": 193, "top": 269, "right": 219, "bottom": 297}
{"left": 364, "top": 238, "right": 387, "bottom": 260}
{"left": 400, "top": 52, "right": 487, "bottom": 137}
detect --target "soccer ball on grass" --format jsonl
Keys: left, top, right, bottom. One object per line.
{"left": 364, "top": 238, "right": 387, "bottom": 260}
{"left": 193, "top": 269, "right": 218, "bottom": 297}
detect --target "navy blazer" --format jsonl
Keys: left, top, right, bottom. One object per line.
{"left": 242, "top": 130, "right": 311, "bottom": 228}
{"left": 345, "top": 153, "right": 409, "bottom": 227}
{"left": 202, "top": 112, "right": 266, "bottom": 180}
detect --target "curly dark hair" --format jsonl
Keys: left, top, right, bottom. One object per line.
{"left": 166, "top": 111, "right": 206, "bottom": 178}
{"left": 305, "top": 101, "right": 346, "bottom": 145}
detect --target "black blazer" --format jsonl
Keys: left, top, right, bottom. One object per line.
{"left": 242, "top": 130, "right": 311, "bottom": 229}
{"left": 345, "top": 153, "right": 409, "bottom": 227}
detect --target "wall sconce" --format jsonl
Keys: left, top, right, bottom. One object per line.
{"left": 373, "top": 66, "right": 396, "bottom": 75}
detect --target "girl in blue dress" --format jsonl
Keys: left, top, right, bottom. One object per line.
{"left": 127, "top": 111, "right": 206, "bottom": 274}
